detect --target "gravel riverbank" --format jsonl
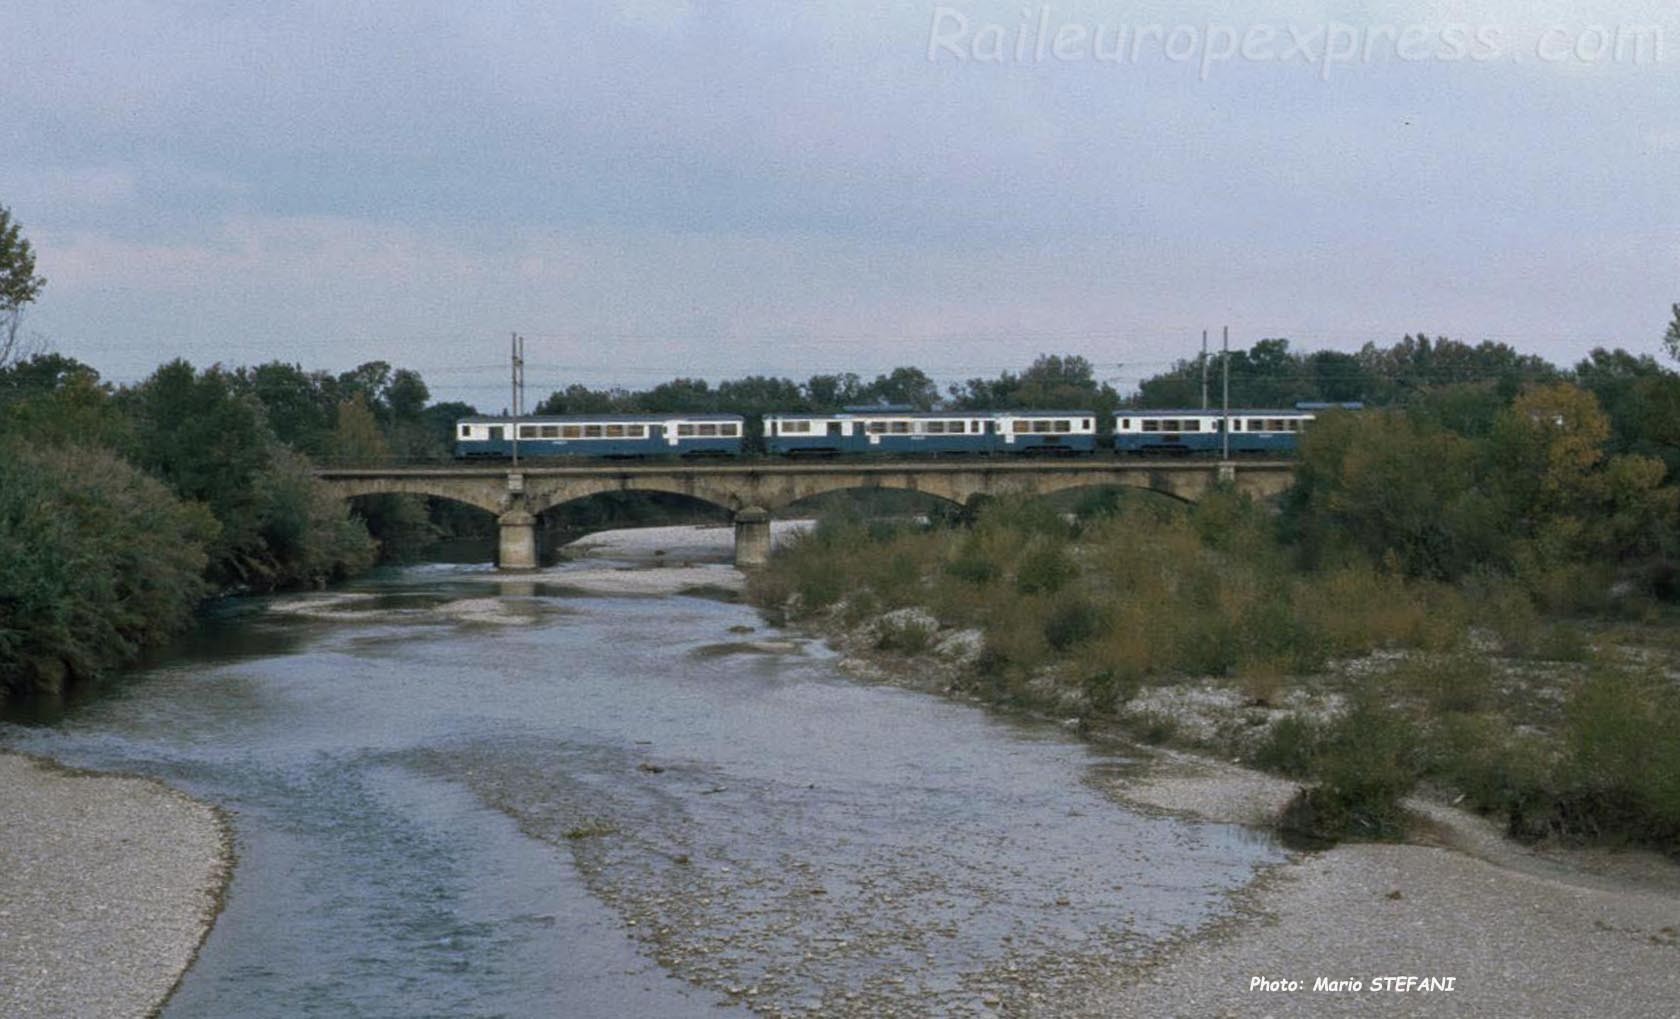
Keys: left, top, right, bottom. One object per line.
{"left": 0, "top": 752, "right": 230, "bottom": 1019}
{"left": 1086, "top": 750, "right": 1680, "bottom": 1018}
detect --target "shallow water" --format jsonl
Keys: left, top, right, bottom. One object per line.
{"left": 1, "top": 541, "right": 1282, "bottom": 1017}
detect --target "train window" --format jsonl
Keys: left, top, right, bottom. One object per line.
{"left": 677, "top": 424, "right": 695, "bottom": 437}
{"left": 1267, "top": 419, "right": 1285, "bottom": 431}
{"left": 890, "top": 421, "right": 910, "bottom": 434}
{"left": 924, "top": 421, "right": 944, "bottom": 434}
{"left": 561, "top": 425, "right": 581, "bottom": 439}
{"left": 1231, "top": 420, "right": 1242, "bottom": 431}
{"left": 695, "top": 423, "right": 717, "bottom": 436}
{"left": 459, "top": 425, "right": 471, "bottom": 438}
{"left": 782, "top": 420, "right": 810, "bottom": 434}
{"left": 541, "top": 426, "right": 559, "bottom": 438}
{"left": 1082, "top": 419, "right": 1091, "bottom": 430}
{"left": 1246, "top": 418, "right": 1262, "bottom": 431}
{"left": 1053, "top": 420, "right": 1070, "bottom": 432}
{"left": 1182, "top": 420, "right": 1200, "bottom": 432}
{"left": 866, "top": 421, "right": 886, "bottom": 434}
{"left": 582, "top": 425, "right": 602, "bottom": 438}
{"left": 722, "top": 424, "right": 739, "bottom": 436}
{"left": 604, "top": 425, "right": 624, "bottom": 438}
{"left": 627, "top": 426, "right": 645, "bottom": 438}
{"left": 1009, "top": 421, "right": 1026, "bottom": 434}
{"left": 1120, "top": 418, "right": 1130, "bottom": 430}
{"left": 1141, "top": 420, "right": 1158, "bottom": 432}
{"left": 519, "top": 425, "right": 539, "bottom": 439}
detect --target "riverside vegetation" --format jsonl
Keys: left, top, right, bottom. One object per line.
{"left": 749, "top": 377, "right": 1680, "bottom": 853}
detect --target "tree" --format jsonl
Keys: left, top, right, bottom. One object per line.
{"left": 0, "top": 205, "right": 47, "bottom": 367}
{"left": 385, "top": 368, "right": 430, "bottom": 422}
{"left": 1665, "top": 304, "right": 1680, "bottom": 364}
{"left": 331, "top": 394, "right": 391, "bottom": 463}
{"left": 233, "top": 361, "right": 341, "bottom": 456}
{"left": 859, "top": 366, "right": 938, "bottom": 410}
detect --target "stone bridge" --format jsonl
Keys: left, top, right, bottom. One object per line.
{"left": 314, "top": 460, "right": 1295, "bottom": 569}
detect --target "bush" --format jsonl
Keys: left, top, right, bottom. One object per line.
{"left": 1391, "top": 654, "right": 1496, "bottom": 715}
{"left": 1015, "top": 539, "right": 1076, "bottom": 595}
{"left": 944, "top": 548, "right": 1000, "bottom": 585}
{"left": 1043, "top": 598, "right": 1100, "bottom": 651}
{"left": 1557, "top": 663, "right": 1680, "bottom": 846}
{"left": 875, "top": 615, "right": 936, "bottom": 655}
{"left": 1429, "top": 713, "right": 1555, "bottom": 824}
{"left": 1280, "top": 695, "right": 1421, "bottom": 841}
{"left": 1080, "top": 668, "right": 1134, "bottom": 714}
{"left": 1251, "top": 714, "right": 1319, "bottom": 777}
{"left": 0, "top": 443, "right": 216, "bottom": 703}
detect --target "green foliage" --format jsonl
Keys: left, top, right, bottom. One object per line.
{"left": 1014, "top": 538, "right": 1076, "bottom": 595}
{"left": 1286, "top": 409, "right": 1502, "bottom": 578}
{"left": 1042, "top": 597, "right": 1099, "bottom": 651}
{"left": 1429, "top": 713, "right": 1555, "bottom": 823}
{"left": 1559, "top": 662, "right": 1680, "bottom": 844}
{"left": 1252, "top": 714, "right": 1320, "bottom": 777}
{"left": 1388, "top": 654, "right": 1496, "bottom": 715}
{"left": 0, "top": 443, "right": 215, "bottom": 702}
{"left": 1281, "top": 694, "right": 1421, "bottom": 840}
{"left": 0, "top": 205, "right": 46, "bottom": 366}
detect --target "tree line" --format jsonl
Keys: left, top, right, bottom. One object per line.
{"left": 4, "top": 199, "right": 1680, "bottom": 709}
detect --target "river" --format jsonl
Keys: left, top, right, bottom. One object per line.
{"left": 1, "top": 527, "right": 1282, "bottom": 1017}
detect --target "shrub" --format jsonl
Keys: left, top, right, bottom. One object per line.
{"left": 1080, "top": 668, "right": 1135, "bottom": 714}
{"left": 1043, "top": 598, "right": 1100, "bottom": 651}
{"left": 1391, "top": 654, "right": 1496, "bottom": 715}
{"left": 1251, "top": 714, "right": 1319, "bottom": 777}
{"left": 945, "top": 549, "right": 1000, "bottom": 585}
{"left": 1429, "top": 713, "right": 1555, "bottom": 823}
{"left": 1280, "top": 694, "right": 1421, "bottom": 841}
{"left": 1238, "top": 661, "right": 1288, "bottom": 707}
{"left": 1558, "top": 663, "right": 1680, "bottom": 846}
{"left": 0, "top": 443, "right": 216, "bottom": 703}
{"left": 875, "top": 615, "right": 936, "bottom": 655}
{"left": 1015, "top": 539, "right": 1076, "bottom": 595}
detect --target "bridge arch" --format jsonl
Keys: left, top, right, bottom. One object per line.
{"left": 325, "top": 478, "right": 507, "bottom": 516}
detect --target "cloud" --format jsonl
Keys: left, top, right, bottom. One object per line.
{"left": 2, "top": 0, "right": 1677, "bottom": 402}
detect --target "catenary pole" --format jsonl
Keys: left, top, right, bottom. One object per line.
{"left": 1221, "top": 325, "right": 1230, "bottom": 460}
{"left": 511, "top": 332, "right": 521, "bottom": 467}
{"left": 1201, "top": 328, "right": 1209, "bottom": 410}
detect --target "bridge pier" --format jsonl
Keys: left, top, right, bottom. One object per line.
{"left": 733, "top": 506, "right": 772, "bottom": 569}
{"left": 498, "top": 509, "right": 538, "bottom": 571}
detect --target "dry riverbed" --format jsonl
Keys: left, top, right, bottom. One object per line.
{"left": 0, "top": 752, "right": 230, "bottom": 1019}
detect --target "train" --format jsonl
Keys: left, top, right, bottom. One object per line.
{"left": 454, "top": 404, "right": 1358, "bottom": 459}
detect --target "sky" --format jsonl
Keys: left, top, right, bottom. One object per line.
{"left": 4, "top": 1, "right": 1678, "bottom": 410}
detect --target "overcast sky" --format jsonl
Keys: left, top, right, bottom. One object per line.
{"left": 4, "top": 1, "right": 1678, "bottom": 409}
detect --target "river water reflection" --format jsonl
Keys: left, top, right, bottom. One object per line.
{"left": 2, "top": 533, "right": 1283, "bottom": 1017}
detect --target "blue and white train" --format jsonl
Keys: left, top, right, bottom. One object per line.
{"left": 454, "top": 414, "right": 745, "bottom": 458}
{"left": 764, "top": 410, "right": 1098, "bottom": 456}
{"left": 452, "top": 403, "right": 1355, "bottom": 459}
{"left": 1112, "top": 407, "right": 1337, "bottom": 456}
